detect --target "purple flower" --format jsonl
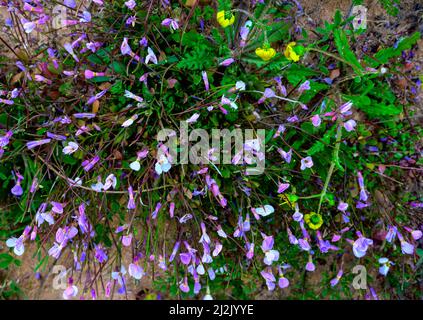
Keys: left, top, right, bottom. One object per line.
{"left": 0, "top": 131, "right": 13, "bottom": 147}
{"left": 63, "top": 284, "right": 78, "bottom": 300}
{"left": 126, "top": 16, "right": 136, "bottom": 26}
{"left": 287, "top": 227, "right": 298, "bottom": 245}
{"left": 330, "top": 270, "right": 343, "bottom": 286}
{"left": 219, "top": 58, "right": 235, "bottom": 67}
{"left": 179, "top": 277, "right": 190, "bottom": 293}
{"left": 397, "top": 232, "right": 414, "bottom": 254}
{"left": 202, "top": 71, "right": 209, "bottom": 91}
{"left": 278, "top": 277, "right": 289, "bottom": 289}
{"left": 246, "top": 242, "right": 254, "bottom": 260}
{"left": 128, "top": 262, "right": 144, "bottom": 280}
{"left": 63, "top": 142, "right": 78, "bottom": 155}
{"left": 112, "top": 266, "right": 127, "bottom": 289}
{"left": 145, "top": 47, "right": 158, "bottom": 64}
{"left": 64, "top": 43, "right": 79, "bottom": 62}
{"left": 139, "top": 37, "right": 148, "bottom": 47}
{"left": 239, "top": 20, "right": 252, "bottom": 47}
{"left": 169, "top": 241, "right": 180, "bottom": 262}
{"left": 352, "top": 233, "right": 373, "bottom": 258}
{"left": 179, "top": 252, "right": 191, "bottom": 265}
{"left": 84, "top": 70, "right": 106, "bottom": 79}
{"left": 48, "top": 226, "right": 78, "bottom": 259}
{"left": 73, "top": 113, "right": 96, "bottom": 119}
{"left": 298, "top": 80, "right": 311, "bottom": 93}
{"left": 151, "top": 202, "right": 162, "bottom": 219}
{"left": 26, "top": 139, "right": 51, "bottom": 150}
{"left": 94, "top": 244, "right": 108, "bottom": 263}
{"left": 260, "top": 268, "right": 276, "bottom": 290}
{"left": 64, "top": 0, "right": 77, "bottom": 8}
{"left": 258, "top": 88, "right": 276, "bottom": 104}
{"left": 357, "top": 171, "right": 368, "bottom": 202}
{"left": 404, "top": 227, "right": 422, "bottom": 240}
{"left": 300, "top": 156, "right": 314, "bottom": 170}
{"left": 344, "top": 119, "right": 357, "bottom": 132}
{"left": 305, "top": 260, "right": 315, "bottom": 272}
{"left": 0, "top": 98, "right": 14, "bottom": 105}
{"left": 51, "top": 201, "right": 64, "bottom": 214}
{"left": 293, "top": 209, "right": 303, "bottom": 222}
{"left": 337, "top": 201, "right": 348, "bottom": 212}
{"left": 273, "top": 124, "right": 286, "bottom": 138}
{"left": 124, "top": 0, "right": 136, "bottom": 10}
{"left": 287, "top": 115, "right": 299, "bottom": 123}
{"left": 121, "top": 37, "right": 132, "bottom": 55}
{"left": 161, "top": 18, "right": 179, "bottom": 30}
{"left": 82, "top": 155, "right": 100, "bottom": 172}
{"left": 277, "top": 148, "right": 292, "bottom": 163}
{"left": 11, "top": 184, "right": 23, "bottom": 196}
{"left": 127, "top": 186, "right": 136, "bottom": 210}
{"left": 6, "top": 236, "right": 25, "bottom": 256}
{"left": 277, "top": 183, "right": 290, "bottom": 194}
{"left": 30, "top": 177, "right": 39, "bottom": 193}
{"left": 378, "top": 258, "right": 393, "bottom": 276}
{"left": 121, "top": 38, "right": 140, "bottom": 61}
{"left": 80, "top": 11, "right": 92, "bottom": 23}
{"left": 298, "top": 238, "right": 311, "bottom": 251}
{"left": 87, "top": 89, "right": 107, "bottom": 105}
{"left": 339, "top": 101, "right": 353, "bottom": 115}
{"left": 311, "top": 114, "right": 321, "bottom": 127}
{"left": 46, "top": 132, "right": 67, "bottom": 141}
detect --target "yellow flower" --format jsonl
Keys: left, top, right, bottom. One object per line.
{"left": 255, "top": 46, "right": 276, "bottom": 61}
{"left": 216, "top": 10, "right": 235, "bottom": 28}
{"left": 304, "top": 212, "right": 323, "bottom": 230}
{"left": 284, "top": 42, "right": 300, "bottom": 62}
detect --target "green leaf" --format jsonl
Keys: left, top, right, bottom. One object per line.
{"left": 177, "top": 46, "right": 214, "bottom": 70}
{"left": 343, "top": 94, "right": 403, "bottom": 116}
{"left": 110, "top": 61, "right": 127, "bottom": 76}
{"left": 333, "top": 29, "right": 363, "bottom": 75}
{"left": 88, "top": 76, "right": 111, "bottom": 83}
{"left": 286, "top": 64, "right": 319, "bottom": 85}
{"left": 369, "top": 32, "right": 420, "bottom": 67}
{"left": 0, "top": 253, "right": 13, "bottom": 269}
{"left": 34, "top": 255, "right": 49, "bottom": 272}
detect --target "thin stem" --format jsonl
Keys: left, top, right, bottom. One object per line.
{"left": 317, "top": 123, "right": 343, "bottom": 214}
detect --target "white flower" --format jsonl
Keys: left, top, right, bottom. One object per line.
{"left": 255, "top": 205, "right": 275, "bottom": 217}
{"left": 62, "top": 142, "right": 79, "bottom": 155}
{"left": 300, "top": 156, "right": 314, "bottom": 171}
{"left": 111, "top": 265, "right": 127, "bottom": 286}
{"left": 91, "top": 177, "right": 104, "bottom": 192}
{"left": 244, "top": 139, "right": 261, "bottom": 152}
{"left": 122, "top": 114, "right": 138, "bottom": 127}
{"left": 130, "top": 160, "right": 141, "bottom": 171}
{"left": 155, "top": 154, "right": 171, "bottom": 175}
{"left": 235, "top": 81, "right": 246, "bottom": 91}
{"left": 124, "top": 91, "right": 143, "bottom": 103}
{"left": 264, "top": 250, "right": 279, "bottom": 265}
{"left": 378, "top": 257, "right": 393, "bottom": 276}
{"left": 103, "top": 174, "right": 117, "bottom": 190}
{"left": 145, "top": 47, "right": 158, "bottom": 65}
{"left": 186, "top": 113, "right": 200, "bottom": 124}
{"left": 63, "top": 285, "right": 78, "bottom": 300}
{"left": 221, "top": 95, "right": 238, "bottom": 110}
{"left": 68, "top": 177, "right": 82, "bottom": 186}
{"left": 6, "top": 236, "right": 24, "bottom": 256}
{"left": 128, "top": 263, "right": 145, "bottom": 280}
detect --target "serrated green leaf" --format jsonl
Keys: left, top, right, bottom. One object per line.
{"left": 333, "top": 29, "right": 363, "bottom": 75}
